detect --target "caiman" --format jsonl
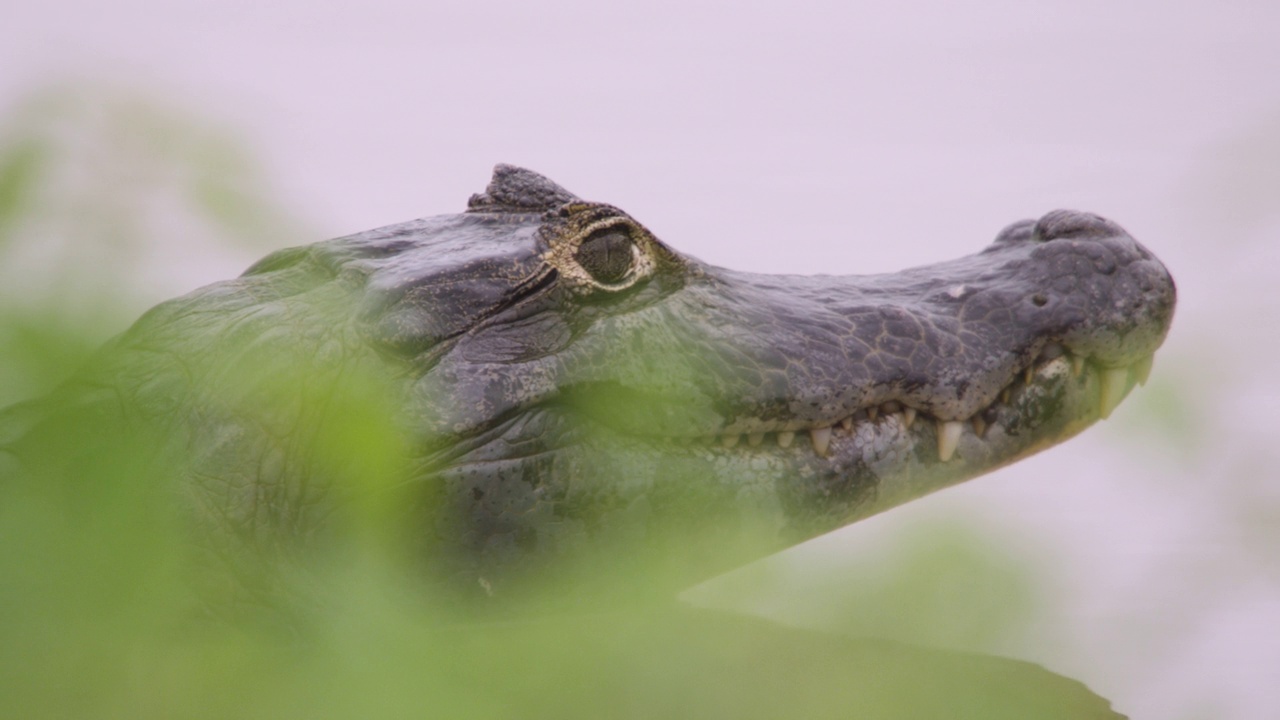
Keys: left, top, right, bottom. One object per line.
{"left": 0, "top": 165, "right": 1176, "bottom": 607}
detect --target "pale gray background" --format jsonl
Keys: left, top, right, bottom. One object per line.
{"left": 5, "top": 2, "right": 1278, "bottom": 717}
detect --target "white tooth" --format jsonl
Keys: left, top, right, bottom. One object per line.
{"left": 840, "top": 416, "right": 854, "bottom": 431}
{"left": 1099, "top": 367, "right": 1131, "bottom": 419}
{"left": 937, "top": 420, "right": 963, "bottom": 461}
{"left": 810, "top": 426, "right": 833, "bottom": 457}
{"left": 971, "top": 415, "right": 987, "bottom": 438}
{"left": 721, "top": 433, "right": 740, "bottom": 448}
{"left": 867, "top": 406, "right": 879, "bottom": 420}
{"left": 902, "top": 407, "right": 917, "bottom": 429}
{"left": 747, "top": 432, "right": 764, "bottom": 447}
{"left": 777, "top": 431, "right": 795, "bottom": 448}
{"left": 1072, "top": 355, "right": 1085, "bottom": 377}
{"left": 1134, "top": 355, "right": 1154, "bottom": 386}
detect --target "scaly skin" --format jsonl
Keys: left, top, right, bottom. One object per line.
{"left": 0, "top": 165, "right": 1176, "bottom": 603}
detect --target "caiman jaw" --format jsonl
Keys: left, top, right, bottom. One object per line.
{"left": 699, "top": 345, "right": 1153, "bottom": 464}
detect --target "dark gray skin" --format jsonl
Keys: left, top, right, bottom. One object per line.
{"left": 1, "top": 165, "right": 1176, "bottom": 605}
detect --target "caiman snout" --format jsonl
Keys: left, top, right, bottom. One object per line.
{"left": 1019, "top": 209, "right": 1175, "bottom": 373}
{"left": 674, "top": 207, "right": 1175, "bottom": 462}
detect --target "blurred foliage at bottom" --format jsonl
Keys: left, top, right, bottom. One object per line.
{"left": 0, "top": 421, "right": 1115, "bottom": 719}
{"left": 0, "top": 282, "right": 1119, "bottom": 720}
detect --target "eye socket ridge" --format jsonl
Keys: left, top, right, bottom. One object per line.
{"left": 574, "top": 227, "right": 638, "bottom": 285}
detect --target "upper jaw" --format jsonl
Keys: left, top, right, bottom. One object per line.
{"left": 694, "top": 345, "right": 1152, "bottom": 465}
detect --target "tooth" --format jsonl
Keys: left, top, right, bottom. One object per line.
{"left": 810, "top": 426, "right": 833, "bottom": 457}
{"left": 1024, "top": 367, "right": 1035, "bottom": 385}
{"left": 747, "top": 432, "right": 764, "bottom": 447}
{"left": 1134, "top": 355, "right": 1154, "bottom": 386}
{"left": 840, "top": 416, "right": 854, "bottom": 431}
{"left": 778, "top": 431, "right": 795, "bottom": 448}
{"left": 971, "top": 415, "right": 987, "bottom": 438}
{"left": 937, "top": 420, "right": 963, "bottom": 461}
{"left": 902, "top": 407, "right": 917, "bottom": 429}
{"left": 1072, "top": 355, "right": 1085, "bottom": 377}
{"left": 867, "top": 406, "right": 879, "bottom": 420}
{"left": 1000, "top": 388, "right": 1011, "bottom": 404}
{"left": 721, "top": 434, "right": 740, "bottom": 448}
{"left": 1098, "top": 367, "right": 1130, "bottom": 419}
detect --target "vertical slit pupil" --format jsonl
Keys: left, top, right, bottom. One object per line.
{"left": 575, "top": 230, "right": 634, "bottom": 284}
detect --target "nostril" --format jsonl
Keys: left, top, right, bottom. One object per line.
{"left": 1033, "top": 210, "right": 1121, "bottom": 242}
{"left": 1031, "top": 294, "right": 1048, "bottom": 307}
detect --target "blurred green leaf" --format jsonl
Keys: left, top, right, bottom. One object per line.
{"left": 0, "top": 138, "right": 46, "bottom": 243}
{"left": 0, "top": 308, "right": 119, "bottom": 407}
{"left": 691, "top": 517, "right": 1044, "bottom": 655}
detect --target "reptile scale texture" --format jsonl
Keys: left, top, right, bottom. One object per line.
{"left": 0, "top": 165, "right": 1176, "bottom": 605}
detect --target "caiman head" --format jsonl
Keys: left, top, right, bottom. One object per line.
{"left": 1, "top": 165, "right": 1176, "bottom": 604}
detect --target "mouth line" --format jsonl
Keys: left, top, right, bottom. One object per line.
{"left": 691, "top": 345, "right": 1154, "bottom": 463}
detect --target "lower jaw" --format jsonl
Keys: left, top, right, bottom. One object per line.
{"left": 817, "top": 354, "right": 1132, "bottom": 520}
{"left": 550, "top": 354, "right": 1141, "bottom": 558}
{"left": 656, "top": 354, "right": 1138, "bottom": 533}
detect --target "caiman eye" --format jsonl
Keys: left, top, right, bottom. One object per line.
{"left": 574, "top": 229, "right": 635, "bottom": 285}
